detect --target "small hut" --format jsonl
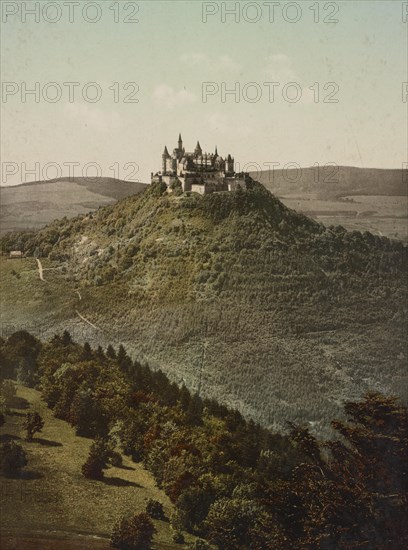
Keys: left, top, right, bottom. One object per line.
{"left": 9, "top": 250, "right": 23, "bottom": 259}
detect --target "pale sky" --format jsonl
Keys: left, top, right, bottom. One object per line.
{"left": 1, "top": 0, "right": 407, "bottom": 185}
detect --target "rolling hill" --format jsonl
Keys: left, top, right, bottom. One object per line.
{"left": 0, "top": 178, "right": 147, "bottom": 236}
{"left": 250, "top": 166, "right": 408, "bottom": 242}
{"left": 1, "top": 181, "right": 406, "bottom": 434}
{"left": 251, "top": 165, "right": 407, "bottom": 197}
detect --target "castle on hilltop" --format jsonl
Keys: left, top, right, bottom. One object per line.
{"left": 151, "top": 134, "right": 248, "bottom": 194}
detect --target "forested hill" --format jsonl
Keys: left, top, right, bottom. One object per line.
{"left": 1, "top": 180, "right": 407, "bottom": 432}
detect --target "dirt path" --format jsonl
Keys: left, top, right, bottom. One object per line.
{"left": 35, "top": 258, "right": 102, "bottom": 334}
{"left": 36, "top": 258, "right": 45, "bottom": 281}
{"left": 75, "top": 310, "right": 101, "bottom": 331}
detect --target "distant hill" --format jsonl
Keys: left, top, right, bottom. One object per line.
{"left": 250, "top": 166, "right": 408, "bottom": 242}
{"left": 1, "top": 181, "right": 406, "bottom": 434}
{"left": 0, "top": 177, "right": 147, "bottom": 235}
{"left": 250, "top": 166, "right": 407, "bottom": 197}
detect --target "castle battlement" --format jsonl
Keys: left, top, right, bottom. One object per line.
{"left": 151, "top": 134, "right": 247, "bottom": 194}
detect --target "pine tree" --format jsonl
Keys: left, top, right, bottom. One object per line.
{"left": 106, "top": 344, "right": 116, "bottom": 360}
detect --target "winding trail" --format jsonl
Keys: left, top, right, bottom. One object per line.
{"left": 34, "top": 258, "right": 103, "bottom": 337}
{"left": 36, "top": 258, "right": 45, "bottom": 281}
{"left": 75, "top": 310, "right": 101, "bottom": 331}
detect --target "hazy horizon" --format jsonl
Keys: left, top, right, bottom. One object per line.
{"left": 1, "top": 0, "right": 407, "bottom": 186}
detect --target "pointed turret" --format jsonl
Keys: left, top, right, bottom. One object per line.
{"left": 162, "top": 145, "right": 170, "bottom": 173}
{"left": 215, "top": 145, "right": 218, "bottom": 156}
{"left": 178, "top": 133, "right": 183, "bottom": 150}
{"left": 194, "top": 141, "right": 202, "bottom": 156}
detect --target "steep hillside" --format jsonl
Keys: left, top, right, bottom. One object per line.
{"left": 0, "top": 383, "right": 194, "bottom": 549}
{"left": 0, "top": 178, "right": 147, "bottom": 235}
{"left": 1, "top": 181, "right": 406, "bottom": 433}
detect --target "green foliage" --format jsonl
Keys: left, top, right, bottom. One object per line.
{"left": 7, "top": 331, "right": 408, "bottom": 548}
{"left": 0, "top": 441, "right": 27, "bottom": 476}
{"left": 188, "top": 539, "right": 211, "bottom": 550}
{"left": 171, "top": 530, "right": 185, "bottom": 544}
{"left": 111, "top": 512, "right": 156, "bottom": 550}
{"left": 1, "top": 331, "right": 41, "bottom": 384}
{"left": 2, "top": 181, "right": 405, "bottom": 435}
{"left": 82, "top": 438, "right": 110, "bottom": 480}
{"left": 146, "top": 498, "right": 165, "bottom": 520}
{"left": 170, "top": 179, "right": 183, "bottom": 196}
{"left": 108, "top": 449, "right": 123, "bottom": 467}
{"left": 149, "top": 181, "right": 167, "bottom": 197}
{"left": 204, "top": 497, "right": 261, "bottom": 549}
{"left": 23, "top": 411, "right": 44, "bottom": 441}
{"left": 0, "top": 380, "right": 16, "bottom": 407}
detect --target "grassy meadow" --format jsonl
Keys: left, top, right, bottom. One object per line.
{"left": 0, "top": 384, "right": 194, "bottom": 549}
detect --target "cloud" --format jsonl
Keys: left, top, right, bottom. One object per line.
{"left": 63, "top": 102, "right": 122, "bottom": 132}
{"left": 180, "top": 53, "right": 242, "bottom": 74}
{"left": 153, "top": 84, "right": 197, "bottom": 108}
{"left": 263, "top": 54, "right": 296, "bottom": 82}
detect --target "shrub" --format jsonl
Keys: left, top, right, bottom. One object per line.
{"left": 23, "top": 412, "right": 44, "bottom": 441}
{"left": 146, "top": 498, "right": 165, "bottom": 520}
{"left": 82, "top": 438, "right": 109, "bottom": 480}
{"left": 108, "top": 450, "right": 123, "bottom": 467}
{"left": 189, "top": 539, "right": 211, "bottom": 550}
{"left": 172, "top": 531, "right": 185, "bottom": 544}
{"left": 111, "top": 512, "right": 156, "bottom": 549}
{"left": 0, "top": 380, "right": 16, "bottom": 405}
{"left": 0, "top": 441, "right": 27, "bottom": 476}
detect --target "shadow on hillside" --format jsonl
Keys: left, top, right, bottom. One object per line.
{"left": 0, "top": 434, "right": 22, "bottom": 443}
{"left": 4, "top": 470, "right": 43, "bottom": 480}
{"left": 8, "top": 411, "right": 26, "bottom": 417}
{"left": 103, "top": 476, "right": 142, "bottom": 488}
{"left": 34, "top": 438, "right": 62, "bottom": 447}
{"left": 10, "top": 396, "right": 29, "bottom": 410}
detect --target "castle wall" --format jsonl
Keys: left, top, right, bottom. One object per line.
{"left": 165, "top": 158, "right": 173, "bottom": 173}
{"left": 191, "top": 183, "right": 206, "bottom": 195}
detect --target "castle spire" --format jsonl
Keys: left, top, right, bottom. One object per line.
{"left": 163, "top": 145, "right": 170, "bottom": 157}
{"left": 178, "top": 133, "right": 183, "bottom": 150}
{"left": 215, "top": 145, "right": 218, "bottom": 156}
{"left": 195, "top": 141, "right": 202, "bottom": 155}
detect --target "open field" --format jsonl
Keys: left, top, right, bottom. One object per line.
{"left": 251, "top": 165, "right": 408, "bottom": 242}
{"left": 0, "top": 384, "right": 194, "bottom": 549}
{"left": 277, "top": 193, "right": 408, "bottom": 242}
{"left": 0, "top": 178, "right": 147, "bottom": 235}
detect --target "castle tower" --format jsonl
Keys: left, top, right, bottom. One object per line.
{"left": 162, "top": 146, "right": 170, "bottom": 173}
{"left": 227, "top": 154, "right": 234, "bottom": 173}
{"left": 178, "top": 133, "right": 183, "bottom": 151}
{"left": 194, "top": 141, "right": 202, "bottom": 156}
